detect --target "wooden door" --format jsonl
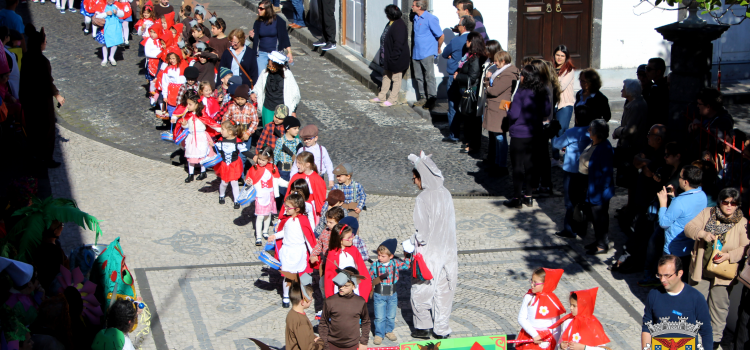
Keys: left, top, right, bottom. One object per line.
{"left": 517, "top": 0, "right": 592, "bottom": 68}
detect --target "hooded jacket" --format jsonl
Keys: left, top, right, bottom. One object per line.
{"left": 560, "top": 288, "right": 610, "bottom": 347}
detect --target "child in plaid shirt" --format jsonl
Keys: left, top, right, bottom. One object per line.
{"left": 332, "top": 163, "right": 367, "bottom": 219}
{"left": 369, "top": 240, "right": 411, "bottom": 344}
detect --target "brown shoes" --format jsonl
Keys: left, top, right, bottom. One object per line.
{"left": 289, "top": 23, "right": 306, "bottom": 29}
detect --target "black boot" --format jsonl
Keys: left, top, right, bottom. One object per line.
{"left": 234, "top": 202, "right": 240, "bottom": 209}
{"left": 503, "top": 198, "right": 522, "bottom": 208}
{"left": 522, "top": 196, "right": 534, "bottom": 207}
{"left": 219, "top": 197, "right": 225, "bottom": 204}
{"left": 185, "top": 174, "right": 194, "bottom": 183}
{"left": 196, "top": 172, "right": 207, "bottom": 180}
{"left": 410, "top": 329, "right": 431, "bottom": 339}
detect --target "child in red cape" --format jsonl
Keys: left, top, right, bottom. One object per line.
{"left": 559, "top": 288, "right": 610, "bottom": 350}
{"left": 516, "top": 267, "right": 566, "bottom": 350}
{"left": 143, "top": 22, "right": 163, "bottom": 105}
{"left": 214, "top": 120, "right": 248, "bottom": 209}
{"left": 268, "top": 192, "right": 317, "bottom": 308}
{"left": 324, "top": 223, "right": 372, "bottom": 302}
{"left": 285, "top": 151, "right": 327, "bottom": 223}
{"left": 174, "top": 91, "right": 221, "bottom": 182}
{"left": 246, "top": 146, "right": 289, "bottom": 246}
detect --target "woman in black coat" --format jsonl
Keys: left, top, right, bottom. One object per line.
{"left": 454, "top": 31, "right": 485, "bottom": 154}
{"left": 219, "top": 28, "right": 259, "bottom": 88}
{"left": 20, "top": 25, "right": 65, "bottom": 168}
{"left": 574, "top": 68, "right": 611, "bottom": 123}
{"left": 369, "top": 4, "right": 409, "bottom": 107}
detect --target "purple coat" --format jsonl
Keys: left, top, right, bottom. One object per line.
{"left": 507, "top": 87, "right": 551, "bottom": 139}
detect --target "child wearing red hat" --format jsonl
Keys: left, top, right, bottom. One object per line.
{"left": 559, "top": 288, "right": 610, "bottom": 350}
{"left": 515, "top": 267, "right": 566, "bottom": 350}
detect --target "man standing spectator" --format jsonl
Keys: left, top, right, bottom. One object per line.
{"left": 646, "top": 57, "right": 669, "bottom": 127}
{"left": 440, "top": 15, "right": 472, "bottom": 143}
{"left": 410, "top": 0, "right": 443, "bottom": 110}
{"left": 636, "top": 64, "right": 652, "bottom": 99}
{"left": 154, "top": 0, "right": 175, "bottom": 18}
{"left": 312, "top": 0, "right": 336, "bottom": 50}
{"left": 455, "top": 0, "right": 487, "bottom": 41}
{"left": 656, "top": 165, "right": 707, "bottom": 280}
{"left": 407, "top": 152, "right": 457, "bottom": 340}
{"left": 642, "top": 255, "right": 713, "bottom": 350}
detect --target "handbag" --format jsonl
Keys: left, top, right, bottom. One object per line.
{"left": 458, "top": 78, "right": 477, "bottom": 116}
{"left": 229, "top": 48, "right": 254, "bottom": 88}
{"left": 236, "top": 183, "right": 257, "bottom": 206}
{"left": 572, "top": 202, "right": 590, "bottom": 223}
{"left": 412, "top": 253, "right": 433, "bottom": 281}
{"left": 200, "top": 147, "right": 222, "bottom": 168}
{"left": 706, "top": 240, "right": 739, "bottom": 280}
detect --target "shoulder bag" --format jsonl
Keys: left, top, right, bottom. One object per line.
{"left": 707, "top": 240, "right": 739, "bottom": 280}
{"left": 229, "top": 48, "right": 254, "bottom": 88}
{"left": 458, "top": 77, "right": 477, "bottom": 116}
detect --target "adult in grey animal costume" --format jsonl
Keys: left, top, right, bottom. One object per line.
{"left": 408, "top": 151, "right": 458, "bottom": 339}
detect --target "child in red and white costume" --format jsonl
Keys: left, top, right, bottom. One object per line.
{"left": 199, "top": 81, "right": 220, "bottom": 120}
{"left": 143, "top": 22, "right": 163, "bottom": 105}
{"left": 246, "top": 145, "right": 289, "bottom": 246}
{"left": 323, "top": 223, "right": 371, "bottom": 302}
{"left": 81, "top": 0, "right": 106, "bottom": 35}
{"left": 268, "top": 192, "right": 317, "bottom": 308}
{"left": 214, "top": 120, "right": 248, "bottom": 209}
{"left": 516, "top": 268, "right": 566, "bottom": 350}
{"left": 285, "top": 151, "right": 327, "bottom": 224}
{"left": 134, "top": 2, "right": 155, "bottom": 39}
{"left": 174, "top": 91, "right": 221, "bottom": 183}
{"left": 558, "top": 288, "right": 610, "bottom": 350}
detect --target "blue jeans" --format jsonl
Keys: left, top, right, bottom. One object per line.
{"left": 552, "top": 106, "right": 574, "bottom": 159}
{"left": 488, "top": 132, "right": 508, "bottom": 167}
{"left": 445, "top": 75, "right": 459, "bottom": 141}
{"left": 373, "top": 292, "right": 398, "bottom": 337}
{"left": 257, "top": 51, "right": 269, "bottom": 77}
{"left": 290, "top": 0, "right": 305, "bottom": 26}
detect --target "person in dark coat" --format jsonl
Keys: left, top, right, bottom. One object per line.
{"left": 574, "top": 68, "right": 610, "bottom": 123}
{"left": 454, "top": 31, "right": 485, "bottom": 155}
{"left": 20, "top": 25, "right": 65, "bottom": 168}
{"left": 369, "top": 4, "right": 409, "bottom": 107}
{"left": 219, "top": 28, "right": 259, "bottom": 88}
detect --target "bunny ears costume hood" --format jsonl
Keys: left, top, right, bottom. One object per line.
{"left": 407, "top": 151, "right": 458, "bottom": 337}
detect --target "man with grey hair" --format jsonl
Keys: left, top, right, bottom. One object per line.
{"left": 410, "top": 0, "right": 444, "bottom": 110}
{"left": 439, "top": 15, "right": 473, "bottom": 143}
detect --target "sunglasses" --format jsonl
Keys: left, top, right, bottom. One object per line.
{"left": 721, "top": 200, "right": 738, "bottom": 207}
{"left": 258, "top": 6, "right": 265, "bottom": 10}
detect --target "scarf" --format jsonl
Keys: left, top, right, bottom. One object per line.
{"left": 702, "top": 206, "right": 743, "bottom": 269}
{"left": 489, "top": 63, "right": 512, "bottom": 85}
{"left": 458, "top": 53, "right": 474, "bottom": 69}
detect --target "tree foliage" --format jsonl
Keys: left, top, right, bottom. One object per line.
{"left": 649, "top": 0, "right": 749, "bottom": 25}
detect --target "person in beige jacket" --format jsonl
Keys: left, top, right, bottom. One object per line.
{"left": 684, "top": 187, "right": 750, "bottom": 344}
{"left": 481, "top": 50, "right": 518, "bottom": 177}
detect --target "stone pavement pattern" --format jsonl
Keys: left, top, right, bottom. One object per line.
{"left": 27, "top": 0, "right": 521, "bottom": 196}
{"left": 50, "top": 124, "right": 644, "bottom": 350}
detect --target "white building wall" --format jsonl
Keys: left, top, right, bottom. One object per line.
{"left": 600, "top": 2, "right": 676, "bottom": 70}
{"left": 365, "top": 0, "right": 400, "bottom": 63}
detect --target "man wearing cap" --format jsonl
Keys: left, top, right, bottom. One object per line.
{"left": 255, "top": 104, "right": 290, "bottom": 161}
{"left": 290, "top": 124, "right": 334, "bottom": 188}
{"left": 407, "top": 151, "right": 457, "bottom": 339}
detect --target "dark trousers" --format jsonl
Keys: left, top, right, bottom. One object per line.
{"left": 563, "top": 172, "right": 587, "bottom": 235}
{"left": 532, "top": 138, "right": 552, "bottom": 189}
{"left": 589, "top": 200, "right": 610, "bottom": 249}
{"left": 318, "top": 0, "right": 336, "bottom": 44}
{"left": 463, "top": 113, "right": 482, "bottom": 151}
{"left": 732, "top": 286, "right": 750, "bottom": 350}
{"left": 510, "top": 137, "right": 535, "bottom": 198}
{"left": 644, "top": 224, "right": 665, "bottom": 277}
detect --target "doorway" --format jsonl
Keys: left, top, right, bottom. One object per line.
{"left": 516, "top": 0, "right": 593, "bottom": 68}
{"left": 342, "top": 0, "right": 365, "bottom": 54}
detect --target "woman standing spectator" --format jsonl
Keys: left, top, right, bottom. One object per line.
{"left": 612, "top": 79, "right": 648, "bottom": 209}
{"left": 219, "top": 28, "right": 258, "bottom": 87}
{"left": 503, "top": 64, "right": 551, "bottom": 208}
{"left": 20, "top": 25, "right": 65, "bottom": 169}
{"left": 476, "top": 40, "right": 503, "bottom": 120}
{"left": 454, "top": 31, "right": 485, "bottom": 155}
{"left": 369, "top": 4, "right": 408, "bottom": 107}
{"left": 252, "top": 51, "right": 300, "bottom": 126}
{"left": 248, "top": 0, "right": 292, "bottom": 78}
{"left": 575, "top": 69, "right": 611, "bottom": 123}
{"left": 580, "top": 119, "right": 614, "bottom": 255}
{"left": 684, "top": 187, "right": 749, "bottom": 347}
{"left": 552, "top": 111, "right": 592, "bottom": 239}
{"left": 481, "top": 49, "right": 517, "bottom": 177}
{"left": 530, "top": 59, "right": 559, "bottom": 195}
{"left": 551, "top": 45, "right": 575, "bottom": 161}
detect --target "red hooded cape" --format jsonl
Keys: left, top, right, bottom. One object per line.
{"left": 83, "top": 0, "right": 105, "bottom": 15}
{"left": 285, "top": 171, "right": 327, "bottom": 217}
{"left": 527, "top": 268, "right": 566, "bottom": 319}
{"left": 245, "top": 163, "right": 281, "bottom": 185}
{"left": 274, "top": 214, "right": 317, "bottom": 275}
{"left": 324, "top": 246, "right": 372, "bottom": 302}
{"left": 173, "top": 110, "right": 221, "bottom": 141}
{"left": 140, "top": 21, "right": 162, "bottom": 47}
{"left": 163, "top": 12, "right": 176, "bottom": 32}
{"left": 560, "top": 288, "right": 610, "bottom": 347}
{"left": 114, "top": 1, "right": 132, "bottom": 20}
{"left": 171, "top": 23, "right": 184, "bottom": 41}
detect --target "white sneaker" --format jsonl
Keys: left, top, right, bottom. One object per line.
{"left": 101, "top": 61, "right": 107, "bottom": 67}
{"left": 109, "top": 58, "right": 117, "bottom": 66}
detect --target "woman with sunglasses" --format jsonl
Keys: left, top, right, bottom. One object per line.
{"left": 248, "top": 0, "right": 292, "bottom": 77}
{"left": 684, "top": 187, "right": 749, "bottom": 347}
